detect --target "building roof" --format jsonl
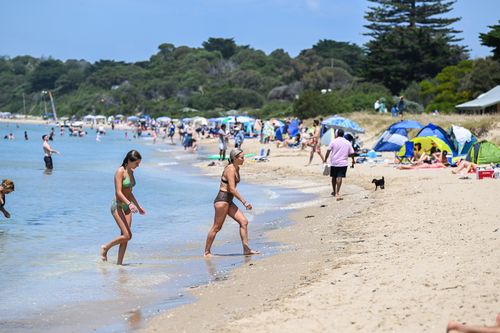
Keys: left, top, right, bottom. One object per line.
{"left": 456, "top": 85, "right": 500, "bottom": 110}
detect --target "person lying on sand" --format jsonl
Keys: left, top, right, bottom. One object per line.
{"left": 452, "top": 159, "right": 477, "bottom": 175}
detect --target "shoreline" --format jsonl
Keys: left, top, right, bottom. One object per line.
{"left": 140, "top": 139, "right": 374, "bottom": 332}
{"left": 141, "top": 138, "right": 499, "bottom": 332}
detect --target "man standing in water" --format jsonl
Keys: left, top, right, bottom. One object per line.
{"left": 42, "top": 134, "right": 60, "bottom": 170}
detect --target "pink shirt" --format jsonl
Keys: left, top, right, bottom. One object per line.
{"left": 328, "top": 137, "right": 354, "bottom": 167}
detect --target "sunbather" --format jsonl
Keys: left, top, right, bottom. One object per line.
{"left": 452, "top": 159, "right": 477, "bottom": 175}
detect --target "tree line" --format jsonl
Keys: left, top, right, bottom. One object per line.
{"left": 0, "top": 0, "right": 499, "bottom": 120}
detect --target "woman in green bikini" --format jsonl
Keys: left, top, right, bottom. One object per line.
{"left": 101, "top": 150, "right": 145, "bottom": 265}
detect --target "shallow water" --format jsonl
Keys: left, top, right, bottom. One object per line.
{"left": 0, "top": 123, "right": 311, "bottom": 333}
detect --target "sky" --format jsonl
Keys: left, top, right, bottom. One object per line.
{"left": 1, "top": 0, "right": 498, "bottom": 63}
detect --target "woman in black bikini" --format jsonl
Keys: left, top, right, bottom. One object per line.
{"left": 204, "top": 148, "right": 259, "bottom": 257}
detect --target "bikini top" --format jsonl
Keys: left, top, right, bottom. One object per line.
{"left": 123, "top": 175, "right": 135, "bottom": 188}
{"left": 220, "top": 168, "right": 240, "bottom": 185}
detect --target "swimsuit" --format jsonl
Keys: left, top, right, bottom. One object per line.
{"left": 213, "top": 169, "right": 240, "bottom": 204}
{"left": 110, "top": 174, "right": 135, "bottom": 213}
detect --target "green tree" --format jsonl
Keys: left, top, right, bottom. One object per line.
{"left": 420, "top": 60, "right": 473, "bottom": 113}
{"left": 364, "top": 0, "right": 461, "bottom": 41}
{"left": 480, "top": 21, "right": 500, "bottom": 60}
{"left": 202, "top": 37, "right": 237, "bottom": 59}
{"left": 312, "top": 39, "right": 365, "bottom": 74}
{"left": 461, "top": 58, "right": 500, "bottom": 97}
{"left": 364, "top": 0, "right": 466, "bottom": 94}
{"left": 28, "top": 59, "right": 65, "bottom": 92}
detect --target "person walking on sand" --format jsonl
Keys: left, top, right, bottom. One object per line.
{"left": 204, "top": 148, "right": 259, "bottom": 257}
{"left": 100, "top": 150, "right": 146, "bottom": 265}
{"left": 306, "top": 119, "right": 325, "bottom": 166}
{"left": 42, "top": 134, "right": 60, "bottom": 170}
{"left": 0, "top": 179, "right": 15, "bottom": 219}
{"left": 324, "top": 129, "right": 355, "bottom": 200}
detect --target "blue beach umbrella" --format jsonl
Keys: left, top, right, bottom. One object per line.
{"left": 322, "top": 116, "right": 365, "bottom": 134}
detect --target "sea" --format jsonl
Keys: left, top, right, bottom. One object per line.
{"left": 0, "top": 122, "right": 312, "bottom": 333}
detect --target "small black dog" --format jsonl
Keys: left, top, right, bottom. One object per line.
{"left": 372, "top": 177, "right": 385, "bottom": 191}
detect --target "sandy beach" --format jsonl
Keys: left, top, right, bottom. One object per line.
{"left": 140, "top": 116, "right": 500, "bottom": 332}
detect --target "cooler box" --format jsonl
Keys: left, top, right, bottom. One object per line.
{"left": 477, "top": 169, "right": 494, "bottom": 180}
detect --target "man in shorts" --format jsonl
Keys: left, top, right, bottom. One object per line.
{"left": 42, "top": 134, "right": 60, "bottom": 170}
{"left": 218, "top": 124, "right": 229, "bottom": 161}
{"left": 324, "top": 129, "right": 354, "bottom": 200}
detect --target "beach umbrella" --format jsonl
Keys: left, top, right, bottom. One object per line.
{"left": 235, "top": 116, "right": 255, "bottom": 123}
{"left": 271, "top": 119, "right": 284, "bottom": 127}
{"left": 127, "top": 116, "right": 139, "bottom": 122}
{"left": 221, "top": 116, "right": 236, "bottom": 124}
{"left": 192, "top": 116, "right": 208, "bottom": 126}
{"left": 156, "top": 116, "right": 171, "bottom": 123}
{"left": 321, "top": 116, "right": 364, "bottom": 134}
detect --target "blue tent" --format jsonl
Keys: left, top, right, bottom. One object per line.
{"left": 389, "top": 120, "right": 423, "bottom": 130}
{"left": 373, "top": 120, "right": 423, "bottom": 152}
{"left": 416, "top": 123, "right": 456, "bottom": 155}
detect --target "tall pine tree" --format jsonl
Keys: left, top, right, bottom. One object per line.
{"left": 363, "top": 0, "right": 466, "bottom": 94}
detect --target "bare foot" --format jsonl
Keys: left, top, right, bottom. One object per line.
{"left": 336, "top": 196, "right": 343, "bottom": 201}
{"left": 244, "top": 249, "right": 260, "bottom": 255}
{"left": 204, "top": 252, "right": 213, "bottom": 258}
{"left": 100, "top": 245, "right": 108, "bottom": 262}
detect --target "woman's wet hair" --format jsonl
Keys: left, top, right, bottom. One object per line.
{"left": 1, "top": 179, "right": 14, "bottom": 192}
{"left": 122, "top": 150, "right": 142, "bottom": 167}
{"left": 228, "top": 148, "right": 243, "bottom": 164}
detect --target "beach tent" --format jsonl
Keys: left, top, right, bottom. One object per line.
{"left": 322, "top": 116, "right": 364, "bottom": 134}
{"left": 456, "top": 85, "right": 500, "bottom": 114}
{"left": 398, "top": 136, "right": 453, "bottom": 157}
{"left": 373, "top": 120, "right": 423, "bottom": 152}
{"left": 416, "top": 123, "right": 455, "bottom": 155}
{"left": 449, "top": 125, "right": 477, "bottom": 156}
{"left": 83, "top": 115, "right": 96, "bottom": 123}
{"left": 95, "top": 115, "right": 107, "bottom": 124}
{"left": 465, "top": 141, "right": 500, "bottom": 164}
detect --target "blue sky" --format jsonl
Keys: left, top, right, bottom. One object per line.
{"left": 1, "top": 0, "right": 498, "bottom": 63}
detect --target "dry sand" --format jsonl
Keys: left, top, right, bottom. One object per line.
{"left": 141, "top": 118, "right": 500, "bottom": 333}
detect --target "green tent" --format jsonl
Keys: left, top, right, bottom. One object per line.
{"left": 466, "top": 141, "right": 500, "bottom": 164}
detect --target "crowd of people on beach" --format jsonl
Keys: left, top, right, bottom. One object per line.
{"left": 2, "top": 112, "right": 497, "bottom": 331}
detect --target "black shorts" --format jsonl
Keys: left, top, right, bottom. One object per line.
{"left": 44, "top": 156, "right": 53, "bottom": 169}
{"left": 213, "top": 190, "right": 234, "bottom": 204}
{"left": 330, "top": 166, "right": 347, "bottom": 178}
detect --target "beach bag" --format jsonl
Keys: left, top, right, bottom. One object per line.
{"left": 322, "top": 163, "right": 330, "bottom": 176}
